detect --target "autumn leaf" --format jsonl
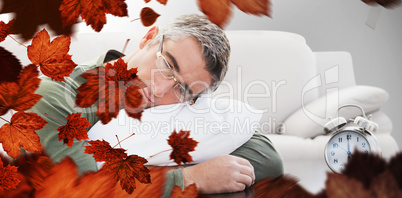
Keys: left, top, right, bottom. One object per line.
{"left": 0, "top": 19, "right": 16, "bottom": 42}
{"left": 57, "top": 112, "right": 91, "bottom": 148}
{"left": 140, "top": 7, "right": 161, "bottom": 27}
{"left": 250, "top": 175, "right": 313, "bottom": 198}
{"left": 157, "top": 0, "right": 168, "bottom": 5}
{"left": 75, "top": 57, "right": 145, "bottom": 124}
{"left": 35, "top": 157, "right": 115, "bottom": 197}
{"left": 388, "top": 152, "right": 402, "bottom": 188}
{"left": 167, "top": 130, "right": 198, "bottom": 165}
{"left": 101, "top": 154, "right": 151, "bottom": 194}
{"left": 27, "top": 28, "right": 77, "bottom": 81}
{"left": 0, "top": 46, "right": 22, "bottom": 83}
{"left": 0, "top": 111, "right": 47, "bottom": 159}
{"left": 325, "top": 173, "right": 373, "bottom": 198}
{"left": 171, "top": 184, "right": 198, "bottom": 198}
{"left": 0, "top": 0, "right": 75, "bottom": 41}
{"left": 230, "top": 0, "right": 272, "bottom": 17}
{"left": 0, "top": 64, "right": 42, "bottom": 116}
{"left": 362, "top": 0, "right": 402, "bottom": 8}
{"left": 197, "top": 0, "right": 233, "bottom": 28}
{"left": 0, "top": 159, "right": 20, "bottom": 191}
{"left": 84, "top": 139, "right": 127, "bottom": 162}
{"left": 59, "top": 0, "right": 128, "bottom": 32}
{"left": 369, "top": 170, "right": 402, "bottom": 198}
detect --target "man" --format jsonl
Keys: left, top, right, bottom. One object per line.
{"left": 27, "top": 14, "right": 283, "bottom": 196}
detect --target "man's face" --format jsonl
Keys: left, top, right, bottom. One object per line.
{"left": 126, "top": 36, "right": 212, "bottom": 108}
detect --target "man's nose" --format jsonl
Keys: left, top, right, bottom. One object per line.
{"left": 151, "top": 77, "right": 175, "bottom": 98}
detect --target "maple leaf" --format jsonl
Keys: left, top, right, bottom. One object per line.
{"left": 35, "top": 156, "right": 115, "bottom": 197}
{"left": 0, "top": 64, "right": 42, "bottom": 116}
{"left": 0, "top": 111, "right": 47, "bottom": 159}
{"left": 197, "top": 0, "right": 233, "bottom": 28}
{"left": 0, "top": 0, "right": 75, "bottom": 41}
{"left": 59, "top": 0, "right": 128, "bottom": 32}
{"left": 84, "top": 139, "right": 127, "bottom": 162}
{"left": 113, "top": 166, "right": 167, "bottom": 197}
{"left": 325, "top": 173, "right": 373, "bottom": 198}
{"left": 0, "top": 160, "right": 20, "bottom": 191}
{"left": 76, "top": 57, "right": 144, "bottom": 124}
{"left": 250, "top": 175, "right": 313, "bottom": 198}
{"left": 101, "top": 155, "right": 151, "bottom": 194}
{"left": 369, "top": 170, "right": 402, "bottom": 198}
{"left": 57, "top": 112, "right": 91, "bottom": 148}
{"left": 0, "top": 46, "right": 22, "bottom": 83}
{"left": 167, "top": 130, "right": 198, "bottom": 165}
{"left": 27, "top": 28, "right": 77, "bottom": 81}
{"left": 231, "top": 0, "right": 272, "bottom": 17}
{"left": 171, "top": 184, "right": 198, "bottom": 198}
{"left": 362, "top": 0, "right": 402, "bottom": 8}
{"left": 0, "top": 19, "right": 16, "bottom": 42}
{"left": 388, "top": 152, "right": 402, "bottom": 188}
{"left": 140, "top": 7, "right": 161, "bottom": 27}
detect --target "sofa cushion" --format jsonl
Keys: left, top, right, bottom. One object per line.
{"left": 214, "top": 31, "right": 319, "bottom": 134}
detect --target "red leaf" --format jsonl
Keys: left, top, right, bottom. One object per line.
{"left": 0, "top": 111, "right": 47, "bottom": 159}
{"left": 0, "top": 46, "right": 22, "bottom": 83}
{"left": 76, "top": 58, "right": 144, "bottom": 124}
{"left": 167, "top": 130, "right": 198, "bottom": 165}
{"left": 171, "top": 184, "right": 198, "bottom": 198}
{"left": 140, "top": 7, "right": 161, "bottom": 27}
{"left": 57, "top": 112, "right": 91, "bottom": 148}
{"left": 0, "top": 0, "right": 75, "bottom": 41}
{"left": 84, "top": 139, "right": 127, "bottom": 162}
{"left": 0, "top": 160, "right": 20, "bottom": 191}
{"left": 27, "top": 29, "right": 77, "bottom": 81}
{"left": 0, "top": 19, "right": 16, "bottom": 42}
{"left": 59, "top": 0, "right": 128, "bottom": 32}
{"left": 35, "top": 157, "right": 115, "bottom": 197}
{"left": 0, "top": 64, "right": 42, "bottom": 116}
{"left": 157, "top": 0, "right": 168, "bottom": 5}
{"left": 101, "top": 155, "right": 151, "bottom": 194}
{"left": 230, "top": 0, "right": 272, "bottom": 17}
{"left": 197, "top": 0, "right": 233, "bottom": 28}
{"left": 250, "top": 175, "right": 313, "bottom": 198}
{"left": 326, "top": 173, "right": 373, "bottom": 198}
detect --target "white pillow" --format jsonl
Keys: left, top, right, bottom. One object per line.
{"left": 281, "top": 85, "right": 389, "bottom": 138}
{"left": 87, "top": 95, "right": 263, "bottom": 167}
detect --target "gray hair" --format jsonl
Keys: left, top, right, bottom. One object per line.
{"left": 147, "top": 14, "right": 230, "bottom": 93}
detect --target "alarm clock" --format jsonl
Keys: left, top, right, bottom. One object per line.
{"left": 324, "top": 104, "right": 382, "bottom": 173}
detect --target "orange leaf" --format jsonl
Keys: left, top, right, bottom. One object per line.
{"left": 0, "top": 160, "right": 20, "bottom": 191}
{"left": 59, "top": 0, "right": 128, "bottom": 32}
{"left": 140, "top": 7, "right": 161, "bottom": 27}
{"left": 84, "top": 139, "right": 127, "bottom": 162}
{"left": 101, "top": 155, "right": 151, "bottom": 194}
{"left": 0, "top": 46, "right": 22, "bottom": 83}
{"left": 157, "top": 0, "right": 168, "bottom": 5}
{"left": 167, "top": 130, "right": 198, "bottom": 165}
{"left": 0, "top": 111, "right": 47, "bottom": 159}
{"left": 57, "top": 112, "right": 91, "bottom": 148}
{"left": 197, "top": 0, "right": 233, "bottom": 28}
{"left": 250, "top": 175, "right": 313, "bottom": 198}
{"left": 325, "top": 173, "right": 373, "bottom": 198}
{"left": 171, "top": 184, "right": 198, "bottom": 198}
{"left": 76, "top": 58, "right": 144, "bottom": 124}
{"left": 35, "top": 157, "right": 115, "bottom": 197}
{"left": 27, "top": 29, "right": 77, "bottom": 81}
{"left": 230, "top": 0, "right": 272, "bottom": 17}
{"left": 0, "top": 64, "right": 42, "bottom": 116}
{"left": 0, "top": 19, "right": 16, "bottom": 42}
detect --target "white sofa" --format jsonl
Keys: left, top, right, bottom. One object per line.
{"left": 1, "top": 30, "right": 400, "bottom": 194}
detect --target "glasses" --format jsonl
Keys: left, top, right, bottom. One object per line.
{"left": 155, "top": 35, "right": 195, "bottom": 105}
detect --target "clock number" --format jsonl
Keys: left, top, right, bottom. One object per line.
{"left": 333, "top": 143, "right": 338, "bottom": 148}
{"left": 357, "top": 137, "right": 359, "bottom": 142}
{"left": 347, "top": 134, "right": 351, "bottom": 140}
{"left": 331, "top": 151, "right": 335, "bottom": 156}
{"left": 362, "top": 142, "right": 366, "bottom": 148}
{"left": 338, "top": 137, "right": 343, "bottom": 143}
{"left": 334, "top": 159, "right": 338, "bottom": 164}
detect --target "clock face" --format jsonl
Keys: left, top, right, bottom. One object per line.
{"left": 325, "top": 130, "right": 371, "bottom": 173}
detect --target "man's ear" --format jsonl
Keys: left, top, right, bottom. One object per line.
{"left": 139, "top": 26, "right": 159, "bottom": 49}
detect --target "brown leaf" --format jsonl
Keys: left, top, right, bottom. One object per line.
{"left": 370, "top": 170, "right": 402, "bottom": 198}
{"left": 0, "top": 19, "right": 16, "bottom": 42}
{"left": 84, "top": 139, "right": 127, "bottom": 162}
{"left": 57, "top": 112, "right": 91, "bottom": 148}
{"left": 251, "top": 175, "right": 313, "bottom": 198}
{"left": 197, "top": 0, "right": 233, "bottom": 28}
{"left": 325, "top": 173, "right": 373, "bottom": 198}
{"left": 171, "top": 184, "right": 198, "bottom": 198}
{"left": 140, "top": 7, "right": 161, "bottom": 27}
{"left": 27, "top": 29, "right": 77, "bottom": 81}
{"left": 388, "top": 152, "right": 402, "bottom": 189}
{"left": 0, "top": 111, "right": 47, "bottom": 159}
{"left": 0, "top": 46, "right": 22, "bottom": 83}
{"left": 0, "top": 160, "right": 20, "bottom": 191}
{"left": 230, "top": 0, "right": 272, "bottom": 17}
{"left": 167, "top": 130, "right": 198, "bottom": 165}
{"left": 157, "top": 0, "right": 168, "bottom": 5}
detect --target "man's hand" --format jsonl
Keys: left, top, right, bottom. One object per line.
{"left": 182, "top": 155, "right": 255, "bottom": 194}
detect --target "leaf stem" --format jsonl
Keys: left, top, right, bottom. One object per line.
{"left": 122, "top": 39, "right": 130, "bottom": 55}
{"left": 112, "top": 133, "right": 135, "bottom": 148}
{"left": 8, "top": 35, "right": 27, "bottom": 48}
{"left": 130, "top": 18, "right": 140, "bottom": 22}
{"left": 115, "top": 135, "right": 122, "bottom": 148}
{"left": 44, "top": 113, "right": 66, "bottom": 125}
{"left": 0, "top": 116, "right": 10, "bottom": 123}
{"left": 149, "top": 149, "right": 172, "bottom": 159}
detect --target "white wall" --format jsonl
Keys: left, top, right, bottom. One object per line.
{"left": 1, "top": 0, "right": 401, "bottom": 149}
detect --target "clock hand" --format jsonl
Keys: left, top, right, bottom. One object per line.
{"left": 347, "top": 138, "right": 352, "bottom": 159}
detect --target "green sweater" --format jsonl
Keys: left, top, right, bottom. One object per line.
{"left": 26, "top": 51, "right": 284, "bottom": 197}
